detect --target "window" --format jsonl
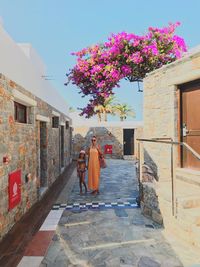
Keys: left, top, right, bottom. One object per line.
{"left": 66, "top": 121, "right": 69, "bottom": 129}
{"left": 14, "top": 102, "right": 27, "bottom": 123}
{"left": 52, "top": 116, "right": 59, "bottom": 128}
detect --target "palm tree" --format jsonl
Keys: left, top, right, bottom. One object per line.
{"left": 94, "top": 104, "right": 104, "bottom": 122}
{"left": 114, "top": 103, "right": 135, "bottom": 121}
{"left": 94, "top": 96, "right": 116, "bottom": 122}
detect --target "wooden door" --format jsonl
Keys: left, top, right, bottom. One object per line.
{"left": 180, "top": 80, "right": 200, "bottom": 170}
{"left": 123, "top": 129, "right": 134, "bottom": 155}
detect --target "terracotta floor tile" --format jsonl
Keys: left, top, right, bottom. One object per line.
{"left": 24, "top": 231, "right": 55, "bottom": 256}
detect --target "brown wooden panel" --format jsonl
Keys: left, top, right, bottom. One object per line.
{"left": 187, "top": 130, "right": 200, "bottom": 136}
{"left": 181, "top": 81, "right": 200, "bottom": 170}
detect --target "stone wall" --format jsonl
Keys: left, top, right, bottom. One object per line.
{"left": 140, "top": 182, "right": 163, "bottom": 225}
{"left": 141, "top": 49, "right": 200, "bottom": 223}
{"left": 73, "top": 126, "right": 123, "bottom": 159}
{"left": 0, "top": 74, "right": 71, "bottom": 240}
{"left": 143, "top": 51, "right": 200, "bottom": 181}
{"left": 72, "top": 125, "right": 143, "bottom": 159}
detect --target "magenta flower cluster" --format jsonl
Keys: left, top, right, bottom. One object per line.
{"left": 66, "top": 22, "right": 187, "bottom": 118}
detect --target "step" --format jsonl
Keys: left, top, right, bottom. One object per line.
{"left": 155, "top": 182, "right": 200, "bottom": 248}
{"left": 157, "top": 180, "right": 200, "bottom": 208}
{"left": 148, "top": 183, "right": 200, "bottom": 248}
{"left": 162, "top": 227, "right": 200, "bottom": 266}
{"left": 157, "top": 179, "right": 200, "bottom": 202}
{"left": 164, "top": 214, "right": 200, "bottom": 248}
{"left": 178, "top": 194, "right": 200, "bottom": 209}
{"left": 158, "top": 192, "right": 200, "bottom": 228}
{"left": 178, "top": 207, "right": 200, "bottom": 226}
{"left": 157, "top": 180, "right": 200, "bottom": 216}
{"left": 176, "top": 168, "right": 200, "bottom": 187}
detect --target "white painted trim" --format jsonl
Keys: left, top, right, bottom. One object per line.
{"left": 39, "top": 210, "right": 63, "bottom": 231}
{"left": 36, "top": 114, "right": 50, "bottom": 122}
{"left": 13, "top": 89, "right": 37, "bottom": 106}
{"left": 60, "top": 122, "right": 65, "bottom": 126}
{"left": 52, "top": 110, "right": 60, "bottom": 117}
{"left": 122, "top": 126, "right": 138, "bottom": 129}
{"left": 0, "top": 26, "right": 69, "bottom": 116}
{"left": 17, "top": 256, "right": 44, "bottom": 267}
{"left": 170, "top": 69, "right": 200, "bottom": 85}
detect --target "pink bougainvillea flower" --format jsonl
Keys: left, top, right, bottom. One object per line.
{"left": 66, "top": 22, "right": 187, "bottom": 118}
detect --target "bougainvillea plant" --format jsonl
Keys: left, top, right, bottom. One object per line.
{"left": 66, "top": 22, "right": 187, "bottom": 118}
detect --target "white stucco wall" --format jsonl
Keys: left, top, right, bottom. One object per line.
{"left": 18, "top": 43, "right": 46, "bottom": 76}
{"left": 0, "top": 25, "right": 69, "bottom": 117}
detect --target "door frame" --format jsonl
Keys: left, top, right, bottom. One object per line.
{"left": 178, "top": 79, "right": 200, "bottom": 168}
{"left": 123, "top": 128, "right": 135, "bottom": 156}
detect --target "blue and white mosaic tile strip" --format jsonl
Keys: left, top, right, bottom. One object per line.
{"left": 52, "top": 201, "right": 139, "bottom": 210}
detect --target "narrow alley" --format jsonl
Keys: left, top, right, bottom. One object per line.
{"left": 17, "top": 160, "right": 182, "bottom": 267}
{"left": 1, "top": 3, "right": 200, "bottom": 267}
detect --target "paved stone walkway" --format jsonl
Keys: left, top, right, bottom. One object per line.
{"left": 40, "top": 159, "right": 183, "bottom": 267}
{"left": 58, "top": 159, "right": 138, "bottom": 204}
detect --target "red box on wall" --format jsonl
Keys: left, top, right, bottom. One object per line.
{"left": 104, "top": 144, "right": 112, "bottom": 154}
{"left": 8, "top": 170, "right": 21, "bottom": 210}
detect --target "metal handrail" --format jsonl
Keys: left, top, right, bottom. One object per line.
{"left": 137, "top": 138, "right": 200, "bottom": 161}
{"left": 183, "top": 142, "right": 200, "bottom": 161}
{"left": 136, "top": 137, "right": 200, "bottom": 217}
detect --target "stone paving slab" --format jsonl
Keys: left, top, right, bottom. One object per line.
{"left": 40, "top": 160, "right": 183, "bottom": 267}
{"left": 40, "top": 209, "right": 182, "bottom": 267}
{"left": 68, "top": 159, "right": 138, "bottom": 203}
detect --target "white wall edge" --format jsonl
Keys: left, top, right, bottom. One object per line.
{"left": 170, "top": 69, "right": 200, "bottom": 85}
{"left": 52, "top": 110, "right": 60, "bottom": 117}
{"left": 13, "top": 89, "right": 37, "bottom": 106}
{"left": 60, "top": 122, "right": 65, "bottom": 126}
{"left": 17, "top": 256, "right": 44, "bottom": 267}
{"left": 0, "top": 25, "right": 69, "bottom": 116}
{"left": 36, "top": 114, "right": 50, "bottom": 122}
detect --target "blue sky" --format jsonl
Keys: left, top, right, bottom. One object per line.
{"left": 1, "top": 0, "right": 200, "bottom": 121}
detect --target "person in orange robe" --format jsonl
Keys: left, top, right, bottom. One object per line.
{"left": 87, "top": 136, "right": 102, "bottom": 195}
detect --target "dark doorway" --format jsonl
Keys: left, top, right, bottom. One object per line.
{"left": 60, "top": 126, "right": 64, "bottom": 168}
{"left": 180, "top": 80, "right": 200, "bottom": 170}
{"left": 40, "top": 122, "right": 47, "bottom": 186}
{"left": 123, "top": 129, "right": 134, "bottom": 155}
